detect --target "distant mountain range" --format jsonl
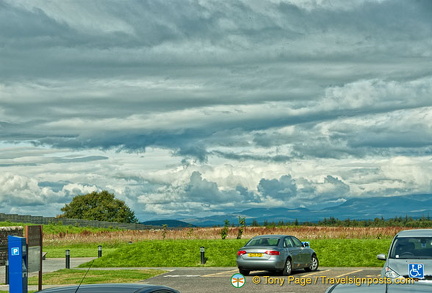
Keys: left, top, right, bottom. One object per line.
{"left": 141, "top": 219, "right": 195, "bottom": 227}
{"left": 144, "top": 194, "right": 432, "bottom": 227}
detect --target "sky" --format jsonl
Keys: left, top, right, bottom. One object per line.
{"left": 1, "top": 0, "right": 432, "bottom": 222}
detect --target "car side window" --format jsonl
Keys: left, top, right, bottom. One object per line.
{"left": 284, "top": 238, "right": 293, "bottom": 248}
{"left": 291, "top": 236, "right": 303, "bottom": 247}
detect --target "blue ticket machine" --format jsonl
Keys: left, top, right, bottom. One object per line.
{"left": 8, "top": 236, "right": 28, "bottom": 293}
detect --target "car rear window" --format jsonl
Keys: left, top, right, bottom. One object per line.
{"left": 246, "top": 237, "right": 280, "bottom": 246}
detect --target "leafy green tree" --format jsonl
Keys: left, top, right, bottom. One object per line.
{"left": 237, "top": 216, "right": 246, "bottom": 239}
{"left": 220, "top": 219, "right": 230, "bottom": 240}
{"left": 59, "top": 190, "right": 138, "bottom": 223}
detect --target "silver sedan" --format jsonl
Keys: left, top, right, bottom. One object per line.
{"left": 236, "top": 234, "right": 319, "bottom": 276}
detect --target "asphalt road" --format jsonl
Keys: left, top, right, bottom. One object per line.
{"left": 145, "top": 266, "right": 382, "bottom": 293}
{"left": 0, "top": 258, "right": 382, "bottom": 293}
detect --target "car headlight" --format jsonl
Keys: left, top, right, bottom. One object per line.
{"left": 384, "top": 266, "right": 401, "bottom": 279}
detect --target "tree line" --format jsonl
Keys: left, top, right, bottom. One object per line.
{"left": 245, "top": 215, "right": 432, "bottom": 228}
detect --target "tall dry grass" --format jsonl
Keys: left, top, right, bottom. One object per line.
{"left": 43, "top": 225, "right": 413, "bottom": 245}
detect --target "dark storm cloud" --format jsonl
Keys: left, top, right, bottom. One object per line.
{"left": 1, "top": 0, "right": 430, "bottom": 81}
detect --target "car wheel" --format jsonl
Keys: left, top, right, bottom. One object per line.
{"left": 282, "top": 258, "right": 292, "bottom": 276}
{"left": 239, "top": 269, "right": 250, "bottom": 276}
{"left": 305, "top": 255, "right": 319, "bottom": 272}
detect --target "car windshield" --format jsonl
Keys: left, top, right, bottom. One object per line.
{"left": 246, "top": 237, "right": 280, "bottom": 246}
{"left": 390, "top": 236, "right": 432, "bottom": 259}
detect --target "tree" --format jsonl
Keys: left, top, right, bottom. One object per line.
{"left": 251, "top": 219, "right": 260, "bottom": 227}
{"left": 59, "top": 190, "right": 138, "bottom": 223}
{"left": 220, "top": 219, "right": 230, "bottom": 240}
{"left": 236, "top": 216, "right": 246, "bottom": 239}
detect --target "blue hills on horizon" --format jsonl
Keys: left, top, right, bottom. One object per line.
{"left": 147, "top": 193, "right": 432, "bottom": 227}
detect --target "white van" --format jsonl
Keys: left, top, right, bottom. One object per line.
{"left": 377, "top": 229, "right": 432, "bottom": 282}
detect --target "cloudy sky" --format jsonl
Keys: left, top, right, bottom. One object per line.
{"left": 1, "top": 0, "right": 432, "bottom": 222}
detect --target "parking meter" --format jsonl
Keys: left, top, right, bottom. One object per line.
{"left": 8, "top": 236, "right": 28, "bottom": 293}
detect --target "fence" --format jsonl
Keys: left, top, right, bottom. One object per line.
{"left": 0, "top": 213, "right": 156, "bottom": 230}
{"left": 0, "top": 226, "right": 23, "bottom": 266}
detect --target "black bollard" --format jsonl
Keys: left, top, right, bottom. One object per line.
{"left": 200, "top": 246, "right": 206, "bottom": 264}
{"left": 98, "top": 245, "right": 102, "bottom": 258}
{"left": 65, "top": 249, "right": 70, "bottom": 269}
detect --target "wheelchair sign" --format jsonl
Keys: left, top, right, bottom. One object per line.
{"left": 408, "top": 264, "right": 424, "bottom": 278}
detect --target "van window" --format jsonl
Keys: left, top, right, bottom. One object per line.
{"left": 390, "top": 237, "right": 432, "bottom": 259}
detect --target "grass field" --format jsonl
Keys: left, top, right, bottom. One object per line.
{"left": 3, "top": 221, "right": 401, "bottom": 267}
{"left": 39, "top": 224, "right": 400, "bottom": 267}
{"left": 42, "top": 225, "right": 405, "bottom": 243}
{"left": 65, "top": 237, "right": 391, "bottom": 268}
{"left": 30, "top": 224, "right": 403, "bottom": 267}
{"left": 28, "top": 269, "right": 167, "bottom": 285}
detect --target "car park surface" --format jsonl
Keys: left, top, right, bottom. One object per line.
{"left": 151, "top": 266, "right": 385, "bottom": 292}
{"left": 34, "top": 283, "right": 180, "bottom": 293}
{"left": 236, "top": 234, "right": 319, "bottom": 276}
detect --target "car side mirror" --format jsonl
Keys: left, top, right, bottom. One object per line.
{"left": 302, "top": 242, "right": 310, "bottom": 247}
{"left": 377, "top": 254, "right": 386, "bottom": 260}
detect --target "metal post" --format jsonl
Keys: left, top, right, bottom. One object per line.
{"left": 200, "top": 246, "right": 206, "bottom": 264}
{"left": 98, "top": 245, "right": 102, "bottom": 258}
{"left": 65, "top": 250, "right": 70, "bottom": 269}
{"left": 5, "top": 260, "right": 8, "bottom": 285}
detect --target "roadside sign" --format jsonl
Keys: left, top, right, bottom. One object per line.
{"left": 25, "top": 225, "right": 43, "bottom": 291}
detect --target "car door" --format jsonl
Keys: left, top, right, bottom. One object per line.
{"left": 291, "top": 236, "right": 310, "bottom": 266}
{"left": 284, "top": 237, "right": 303, "bottom": 269}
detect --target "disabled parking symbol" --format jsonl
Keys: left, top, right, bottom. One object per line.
{"left": 408, "top": 264, "right": 424, "bottom": 278}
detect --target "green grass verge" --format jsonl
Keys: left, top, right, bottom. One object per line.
{"left": 43, "top": 243, "right": 118, "bottom": 258}
{"left": 0, "top": 269, "right": 167, "bottom": 293}
{"left": 71, "top": 238, "right": 392, "bottom": 268}
{"left": 79, "top": 239, "right": 247, "bottom": 267}
{"left": 309, "top": 238, "right": 392, "bottom": 267}
{"left": 28, "top": 268, "right": 167, "bottom": 285}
